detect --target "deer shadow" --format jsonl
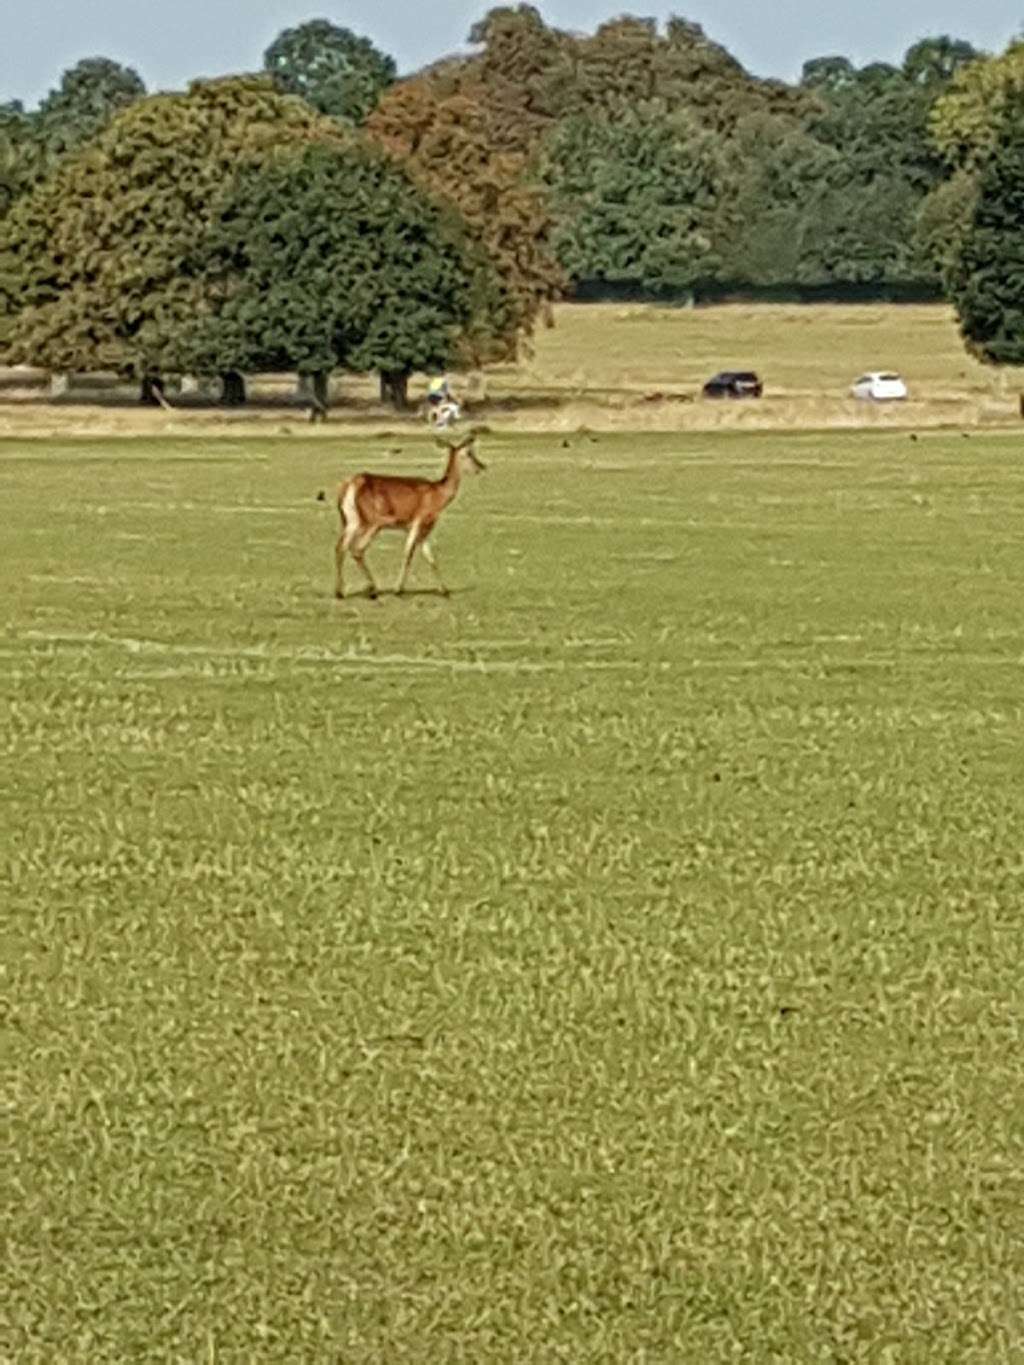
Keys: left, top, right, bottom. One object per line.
{"left": 337, "top": 586, "right": 463, "bottom": 601}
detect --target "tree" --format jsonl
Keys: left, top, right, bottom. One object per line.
{"left": 263, "top": 19, "right": 396, "bottom": 124}
{"left": 366, "top": 79, "right": 562, "bottom": 360}
{"left": 367, "top": 10, "right": 817, "bottom": 339}
{"left": 0, "top": 104, "right": 43, "bottom": 342}
{"left": 801, "top": 56, "right": 857, "bottom": 93}
{"left": 35, "top": 57, "right": 146, "bottom": 157}
{"left": 467, "top": 4, "right": 573, "bottom": 152}
{"left": 947, "top": 108, "right": 1024, "bottom": 368}
{"left": 717, "top": 115, "right": 844, "bottom": 285}
{"left": 0, "top": 61, "right": 147, "bottom": 346}
{"left": 1, "top": 77, "right": 342, "bottom": 391}
{"left": 185, "top": 141, "right": 496, "bottom": 410}
{"left": 790, "top": 57, "right": 949, "bottom": 286}
{"left": 462, "top": 8, "right": 812, "bottom": 146}
{"left": 914, "top": 169, "right": 978, "bottom": 283}
{"left": 540, "top": 110, "right": 726, "bottom": 294}
{"left": 903, "top": 36, "right": 979, "bottom": 89}
{"left": 0, "top": 103, "right": 41, "bottom": 216}
{"left": 931, "top": 42, "right": 1024, "bottom": 169}
{"left": 807, "top": 62, "right": 941, "bottom": 192}
{"left": 797, "top": 176, "right": 923, "bottom": 284}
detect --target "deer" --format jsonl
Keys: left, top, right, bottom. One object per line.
{"left": 317, "top": 436, "right": 486, "bottom": 600}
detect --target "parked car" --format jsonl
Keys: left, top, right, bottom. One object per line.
{"left": 851, "top": 371, "right": 908, "bottom": 401}
{"left": 702, "top": 370, "right": 763, "bottom": 400}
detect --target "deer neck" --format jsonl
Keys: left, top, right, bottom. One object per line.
{"left": 437, "top": 448, "right": 463, "bottom": 503}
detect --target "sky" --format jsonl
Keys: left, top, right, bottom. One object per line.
{"left": 2, "top": 0, "right": 1022, "bottom": 108}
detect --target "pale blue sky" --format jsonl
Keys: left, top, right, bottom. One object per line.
{"left": 2, "top": 0, "right": 1021, "bottom": 108}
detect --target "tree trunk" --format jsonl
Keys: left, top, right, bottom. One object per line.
{"left": 139, "top": 374, "right": 165, "bottom": 406}
{"left": 300, "top": 371, "right": 330, "bottom": 422}
{"left": 220, "top": 371, "right": 246, "bottom": 405}
{"left": 380, "top": 370, "right": 410, "bottom": 411}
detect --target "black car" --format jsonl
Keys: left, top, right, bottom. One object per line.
{"left": 702, "top": 370, "right": 763, "bottom": 399}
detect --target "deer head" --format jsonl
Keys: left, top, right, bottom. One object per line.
{"left": 459, "top": 436, "right": 487, "bottom": 473}
{"left": 438, "top": 431, "right": 487, "bottom": 472}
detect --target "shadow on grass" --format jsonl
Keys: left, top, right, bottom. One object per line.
{"left": 336, "top": 587, "right": 462, "bottom": 601}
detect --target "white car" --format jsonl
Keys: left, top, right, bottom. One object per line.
{"left": 851, "top": 371, "right": 908, "bottom": 402}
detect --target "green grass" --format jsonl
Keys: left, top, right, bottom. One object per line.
{"left": 0, "top": 301, "right": 1011, "bottom": 438}
{"left": 5, "top": 429, "right": 1024, "bottom": 1361}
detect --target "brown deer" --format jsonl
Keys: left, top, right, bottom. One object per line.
{"left": 318, "top": 437, "right": 485, "bottom": 599}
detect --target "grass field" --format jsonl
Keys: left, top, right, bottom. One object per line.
{"left": 1, "top": 301, "right": 1018, "bottom": 438}
{"left": 5, "top": 424, "right": 1024, "bottom": 1360}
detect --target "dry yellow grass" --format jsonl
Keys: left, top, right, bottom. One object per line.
{"left": 0, "top": 302, "right": 1017, "bottom": 438}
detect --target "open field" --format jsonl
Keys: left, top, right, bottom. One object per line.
{"left": 1, "top": 302, "right": 1018, "bottom": 438}
{"left": 5, "top": 427, "right": 1024, "bottom": 1360}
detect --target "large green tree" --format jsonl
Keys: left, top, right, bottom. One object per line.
{"left": 186, "top": 141, "right": 497, "bottom": 409}
{"left": 788, "top": 48, "right": 964, "bottom": 286}
{"left": 717, "top": 114, "right": 844, "bottom": 286}
{"left": 263, "top": 19, "right": 396, "bottom": 124}
{"left": 947, "top": 107, "right": 1024, "bottom": 368}
{"left": 1, "top": 77, "right": 342, "bottom": 388}
{"left": 35, "top": 57, "right": 146, "bottom": 157}
{"left": 540, "top": 109, "right": 726, "bottom": 294}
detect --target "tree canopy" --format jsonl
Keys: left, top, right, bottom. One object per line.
{"left": 0, "top": 10, "right": 1008, "bottom": 379}
{"left": 263, "top": 19, "right": 396, "bottom": 124}
{"left": 367, "top": 78, "right": 562, "bottom": 359}
{"left": 1, "top": 77, "right": 342, "bottom": 376}
{"left": 185, "top": 141, "right": 496, "bottom": 397}
{"left": 540, "top": 110, "right": 725, "bottom": 293}
{"left": 35, "top": 57, "right": 146, "bottom": 157}
{"left": 947, "top": 107, "right": 1024, "bottom": 367}
{"left": 931, "top": 42, "right": 1024, "bottom": 169}
{"left": 902, "top": 36, "right": 979, "bottom": 89}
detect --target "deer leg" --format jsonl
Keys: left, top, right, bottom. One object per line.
{"left": 394, "top": 523, "right": 421, "bottom": 596}
{"left": 335, "top": 530, "right": 351, "bottom": 599}
{"left": 352, "top": 527, "right": 380, "bottom": 598}
{"left": 419, "top": 535, "right": 449, "bottom": 597}
{"left": 335, "top": 520, "right": 362, "bottom": 599}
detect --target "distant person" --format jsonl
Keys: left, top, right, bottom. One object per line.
{"left": 426, "top": 375, "right": 461, "bottom": 431}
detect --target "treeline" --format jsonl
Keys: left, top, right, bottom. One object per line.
{"left": 0, "top": 7, "right": 1019, "bottom": 404}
